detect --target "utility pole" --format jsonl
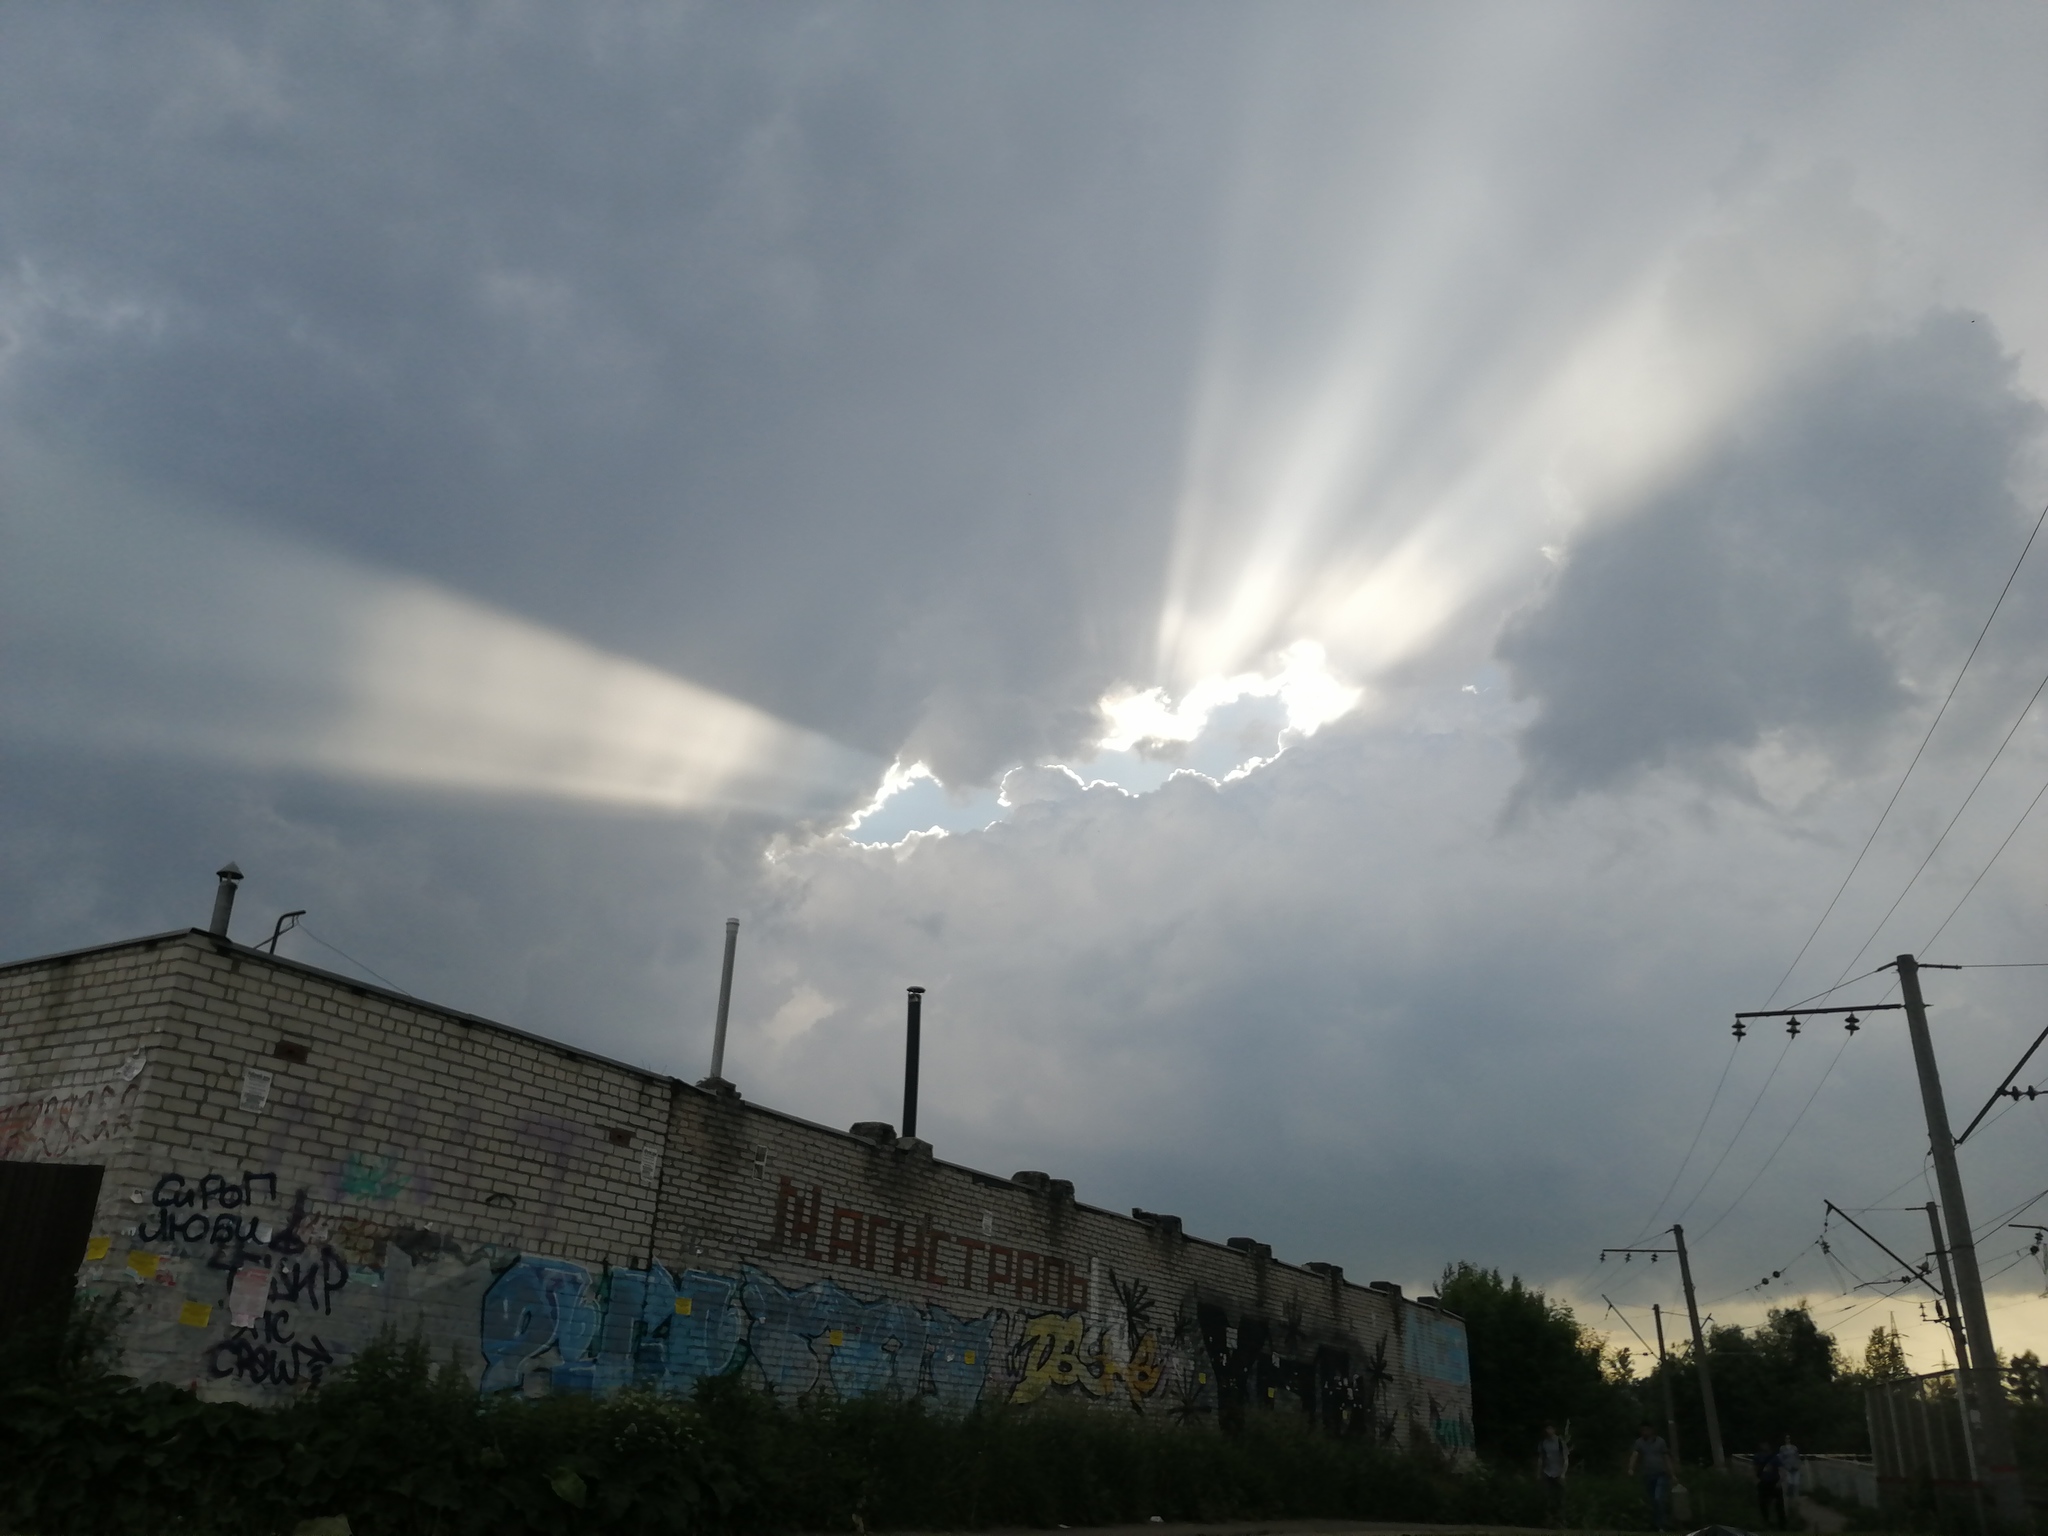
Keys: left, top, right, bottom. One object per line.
{"left": 1670, "top": 1225, "right": 1725, "bottom": 1470}
{"left": 1926, "top": 1201, "right": 1982, "bottom": 1488}
{"left": 1897, "top": 954, "right": 2023, "bottom": 1523}
{"left": 1653, "top": 1302, "right": 1683, "bottom": 1466}
{"left": 1926, "top": 1201, "right": 1976, "bottom": 1375}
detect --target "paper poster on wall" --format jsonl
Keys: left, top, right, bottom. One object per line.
{"left": 178, "top": 1301, "right": 213, "bottom": 1327}
{"left": 84, "top": 1236, "right": 111, "bottom": 1261}
{"left": 126, "top": 1251, "right": 158, "bottom": 1279}
{"left": 229, "top": 1265, "right": 270, "bottom": 1327}
{"left": 240, "top": 1068, "right": 273, "bottom": 1111}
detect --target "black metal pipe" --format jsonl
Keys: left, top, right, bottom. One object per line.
{"left": 902, "top": 986, "right": 925, "bottom": 1140}
{"left": 209, "top": 863, "right": 243, "bottom": 938}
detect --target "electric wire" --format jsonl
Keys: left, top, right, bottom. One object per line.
{"left": 1626, "top": 1038, "right": 1741, "bottom": 1245}
{"left": 1692, "top": 1029, "right": 1859, "bottom": 1243}
{"left": 1761, "top": 497, "right": 2048, "bottom": 1005}
{"left": 1666, "top": 1036, "right": 1796, "bottom": 1229}
{"left": 1923, "top": 768, "right": 2048, "bottom": 955}
{"left": 1675, "top": 508, "right": 2047, "bottom": 1316}
{"left": 1972, "top": 1184, "right": 2048, "bottom": 1241}
{"left": 1650, "top": 969, "right": 1890, "bottom": 1244}
{"left": 1828, "top": 1274, "right": 1929, "bottom": 1337}
{"left": 1602, "top": 1298, "right": 1655, "bottom": 1355}
{"left": 1832, "top": 662, "right": 2048, "bottom": 981}
{"left": 295, "top": 924, "right": 413, "bottom": 997}
{"left": 1706, "top": 1235, "right": 1825, "bottom": 1305}
{"left": 1962, "top": 1071, "right": 2048, "bottom": 1147}
{"left": 1615, "top": 975, "right": 1886, "bottom": 1273}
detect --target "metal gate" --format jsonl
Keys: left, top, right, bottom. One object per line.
{"left": 0, "top": 1161, "right": 105, "bottom": 1335}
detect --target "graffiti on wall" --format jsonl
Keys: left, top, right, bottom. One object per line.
{"left": 740, "top": 1266, "right": 995, "bottom": 1409}
{"left": 86, "top": 1164, "right": 1468, "bottom": 1457}
{"left": 474, "top": 1258, "right": 1001, "bottom": 1411}
{"left": 1408, "top": 1312, "right": 1475, "bottom": 1450}
{"left": 206, "top": 1243, "right": 349, "bottom": 1389}
{"left": 338, "top": 1151, "right": 411, "bottom": 1203}
{"left": 1009, "top": 1309, "right": 1164, "bottom": 1407}
{"left": 1, "top": 1076, "right": 142, "bottom": 1161}
{"left": 89, "top": 1166, "right": 353, "bottom": 1390}
{"left": 479, "top": 1257, "right": 744, "bottom": 1397}
{"left": 772, "top": 1178, "right": 1090, "bottom": 1311}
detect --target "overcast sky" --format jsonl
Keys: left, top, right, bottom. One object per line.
{"left": 8, "top": 2, "right": 2048, "bottom": 1373}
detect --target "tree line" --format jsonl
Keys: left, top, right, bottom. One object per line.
{"left": 1438, "top": 1260, "right": 2048, "bottom": 1473}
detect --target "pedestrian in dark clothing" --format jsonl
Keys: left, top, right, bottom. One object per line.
{"left": 1628, "top": 1421, "right": 1673, "bottom": 1532}
{"left": 1753, "top": 1438, "right": 1786, "bottom": 1528}
{"left": 1537, "top": 1422, "right": 1568, "bottom": 1523}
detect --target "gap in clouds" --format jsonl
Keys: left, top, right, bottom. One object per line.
{"left": 844, "top": 641, "right": 1362, "bottom": 846}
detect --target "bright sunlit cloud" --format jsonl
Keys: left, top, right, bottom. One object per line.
{"left": 844, "top": 642, "right": 1362, "bottom": 847}
{"left": 1157, "top": 144, "right": 1904, "bottom": 710}
{"left": 1097, "top": 639, "right": 1360, "bottom": 753}
{"left": 0, "top": 445, "right": 878, "bottom": 817}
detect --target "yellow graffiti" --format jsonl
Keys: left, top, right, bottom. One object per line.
{"left": 1010, "top": 1312, "right": 1166, "bottom": 1408}
{"left": 1010, "top": 1313, "right": 1088, "bottom": 1402}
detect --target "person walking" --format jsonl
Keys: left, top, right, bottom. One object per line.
{"left": 1628, "top": 1420, "right": 1673, "bottom": 1533}
{"left": 1537, "top": 1422, "right": 1569, "bottom": 1524}
{"left": 1777, "top": 1433, "right": 1803, "bottom": 1507}
{"left": 1753, "top": 1438, "right": 1786, "bottom": 1529}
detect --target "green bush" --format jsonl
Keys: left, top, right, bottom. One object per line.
{"left": 0, "top": 1306, "right": 1663, "bottom": 1536}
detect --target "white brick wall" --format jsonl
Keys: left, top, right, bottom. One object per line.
{"left": 0, "top": 931, "right": 1471, "bottom": 1452}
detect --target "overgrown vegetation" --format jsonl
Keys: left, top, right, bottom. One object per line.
{"left": 0, "top": 1298, "right": 1510, "bottom": 1536}
{"left": 10, "top": 1269, "right": 2040, "bottom": 1535}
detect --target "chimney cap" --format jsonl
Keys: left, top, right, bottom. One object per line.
{"left": 907, "top": 985, "right": 925, "bottom": 995}
{"left": 217, "top": 862, "right": 244, "bottom": 881}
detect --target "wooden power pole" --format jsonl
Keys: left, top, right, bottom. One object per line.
{"left": 1672, "top": 1224, "right": 1725, "bottom": 1470}
{"left": 1897, "top": 954, "right": 2024, "bottom": 1524}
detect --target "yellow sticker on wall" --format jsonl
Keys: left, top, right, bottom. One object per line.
{"left": 179, "top": 1302, "right": 213, "bottom": 1328}
{"left": 828, "top": 1329, "right": 844, "bottom": 1347}
{"left": 1198, "top": 1373, "right": 1208, "bottom": 1384}
{"left": 84, "top": 1236, "right": 111, "bottom": 1261}
{"left": 964, "top": 1350, "right": 976, "bottom": 1365}
{"left": 674, "top": 1296, "right": 693, "bottom": 1315}
{"left": 126, "top": 1251, "right": 158, "bottom": 1279}
{"left": 1267, "top": 1387, "right": 1276, "bottom": 1399}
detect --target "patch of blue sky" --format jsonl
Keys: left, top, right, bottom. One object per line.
{"left": 844, "top": 773, "right": 1007, "bottom": 846}
{"left": 843, "top": 675, "right": 1327, "bottom": 847}
{"left": 846, "top": 691, "right": 1307, "bottom": 848}
{"left": 1068, "top": 692, "right": 1293, "bottom": 790}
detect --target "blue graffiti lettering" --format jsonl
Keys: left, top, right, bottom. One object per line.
{"left": 737, "top": 1265, "right": 996, "bottom": 1408}
{"left": 479, "top": 1258, "right": 742, "bottom": 1396}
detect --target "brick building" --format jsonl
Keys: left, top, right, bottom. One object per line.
{"left": 0, "top": 922, "right": 1472, "bottom": 1451}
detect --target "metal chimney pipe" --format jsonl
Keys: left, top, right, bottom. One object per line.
{"left": 208, "top": 863, "right": 244, "bottom": 938}
{"left": 902, "top": 986, "right": 925, "bottom": 1140}
{"left": 706, "top": 919, "right": 739, "bottom": 1085}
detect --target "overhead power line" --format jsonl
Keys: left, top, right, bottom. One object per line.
{"left": 1836, "top": 659, "right": 2048, "bottom": 980}
{"left": 1693, "top": 1031, "right": 1861, "bottom": 1243}
{"left": 1923, "top": 769, "right": 2048, "bottom": 955}
{"left": 1763, "top": 496, "right": 2048, "bottom": 1005}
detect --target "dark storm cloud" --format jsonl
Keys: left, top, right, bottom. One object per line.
{"left": 0, "top": 3, "right": 1244, "bottom": 777}
{"left": 1499, "top": 309, "right": 2046, "bottom": 808}
{"left": 10, "top": 0, "right": 2048, "bottom": 1359}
